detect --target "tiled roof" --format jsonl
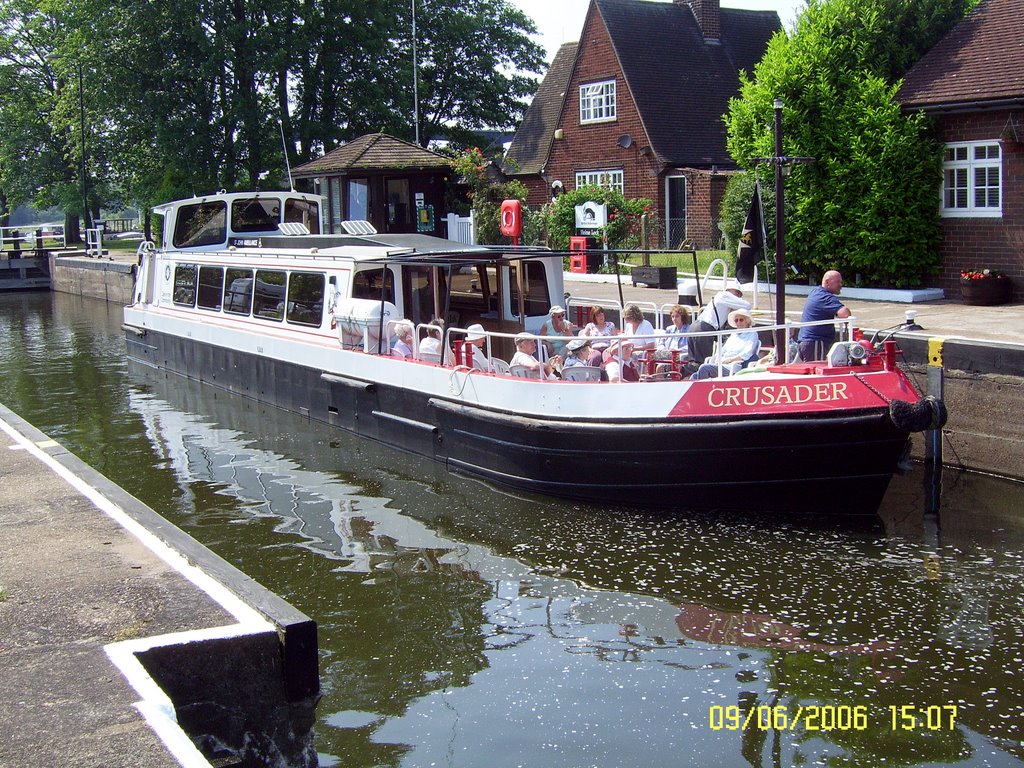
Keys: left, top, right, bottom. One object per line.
{"left": 597, "top": 0, "right": 780, "bottom": 166}
{"left": 898, "top": 0, "right": 1024, "bottom": 110}
{"left": 292, "top": 133, "right": 450, "bottom": 178}
{"left": 505, "top": 42, "right": 579, "bottom": 176}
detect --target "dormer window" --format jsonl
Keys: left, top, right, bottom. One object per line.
{"left": 580, "top": 80, "right": 617, "bottom": 124}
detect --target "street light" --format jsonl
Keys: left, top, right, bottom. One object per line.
{"left": 78, "top": 62, "right": 90, "bottom": 233}
{"left": 47, "top": 52, "right": 90, "bottom": 241}
{"left": 412, "top": 0, "right": 420, "bottom": 145}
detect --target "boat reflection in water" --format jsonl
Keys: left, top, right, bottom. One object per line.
{"left": 127, "top": 361, "right": 1024, "bottom": 768}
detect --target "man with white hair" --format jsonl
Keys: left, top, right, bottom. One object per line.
{"left": 510, "top": 333, "right": 561, "bottom": 379}
{"left": 798, "top": 270, "right": 851, "bottom": 361}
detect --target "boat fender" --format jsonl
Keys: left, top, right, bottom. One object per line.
{"left": 889, "top": 395, "right": 947, "bottom": 433}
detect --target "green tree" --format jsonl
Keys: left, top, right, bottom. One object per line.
{"left": 724, "top": 0, "right": 976, "bottom": 287}
{"left": 451, "top": 146, "right": 536, "bottom": 245}
{"left": 1, "top": 0, "right": 544, "bottom": 236}
{"left": 409, "top": 0, "right": 545, "bottom": 147}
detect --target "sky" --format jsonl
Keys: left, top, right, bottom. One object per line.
{"left": 508, "top": 0, "right": 805, "bottom": 62}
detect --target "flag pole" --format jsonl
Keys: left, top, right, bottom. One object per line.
{"left": 752, "top": 99, "right": 814, "bottom": 356}
{"left": 772, "top": 99, "right": 786, "bottom": 352}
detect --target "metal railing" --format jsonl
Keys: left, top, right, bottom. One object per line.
{"left": 1, "top": 225, "right": 66, "bottom": 254}
{"left": 356, "top": 313, "right": 862, "bottom": 381}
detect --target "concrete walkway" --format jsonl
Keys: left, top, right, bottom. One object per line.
{"left": 562, "top": 272, "right": 1024, "bottom": 347}
{"left": 0, "top": 404, "right": 314, "bottom": 768}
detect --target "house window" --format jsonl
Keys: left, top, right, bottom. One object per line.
{"left": 575, "top": 169, "right": 624, "bottom": 194}
{"left": 579, "top": 80, "right": 616, "bottom": 124}
{"left": 942, "top": 142, "right": 1002, "bottom": 217}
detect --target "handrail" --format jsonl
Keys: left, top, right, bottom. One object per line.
{"left": 1, "top": 225, "right": 67, "bottom": 252}
{"left": 367, "top": 315, "right": 860, "bottom": 377}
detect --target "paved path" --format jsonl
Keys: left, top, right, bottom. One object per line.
{"left": 0, "top": 404, "right": 262, "bottom": 768}
{"left": 563, "top": 274, "right": 1024, "bottom": 347}
{"left": 87, "top": 246, "right": 1022, "bottom": 346}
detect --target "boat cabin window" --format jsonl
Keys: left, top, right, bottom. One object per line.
{"left": 286, "top": 272, "right": 326, "bottom": 327}
{"left": 253, "top": 269, "right": 287, "bottom": 320}
{"left": 352, "top": 268, "right": 395, "bottom": 304}
{"left": 172, "top": 264, "right": 198, "bottom": 306}
{"left": 510, "top": 260, "right": 550, "bottom": 317}
{"left": 402, "top": 265, "right": 436, "bottom": 327}
{"left": 173, "top": 202, "right": 227, "bottom": 249}
{"left": 284, "top": 199, "right": 320, "bottom": 235}
{"left": 448, "top": 263, "right": 496, "bottom": 319}
{"left": 232, "top": 198, "right": 280, "bottom": 233}
{"left": 224, "top": 268, "right": 254, "bottom": 316}
{"left": 197, "top": 266, "right": 224, "bottom": 310}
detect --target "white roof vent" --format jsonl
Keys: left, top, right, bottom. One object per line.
{"left": 341, "top": 220, "right": 377, "bottom": 235}
{"left": 278, "top": 222, "right": 311, "bottom": 236}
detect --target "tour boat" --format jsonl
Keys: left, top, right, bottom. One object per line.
{"left": 123, "top": 190, "right": 944, "bottom": 516}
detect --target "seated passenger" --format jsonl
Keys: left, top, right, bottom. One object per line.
{"left": 562, "top": 338, "right": 593, "bottom": 369}
{"left": 603, "top": 339, "right": 640, "bottom": 382}
{"left": 659, "top": 305, "right": 691, "bottom": 353}
{"left": 539, "top": 305, "right": 577, "bottom": 358}
{"left": 622, "top": 304, "right": 656, "bottom": 354}
{"left": 464, "top": 324, "right": 491, "bottom": 371}
{"left": 581, "top": 306, "right": 617, "bottom": 353}
{"left": 687, "top": 289, "right": 751, "bottom": 368}
{"left": 392, "top": 320, "right": 415, "bottom": 358}
{"left": 691, "top": 309, "right": 760, "bottom": 380}
{"left": 419, "top": 316, "right": 445, "bottom": 357}
{"left": 510, "top": 333, "right": 561, "bottom": 379}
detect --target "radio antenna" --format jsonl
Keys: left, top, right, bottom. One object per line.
{"left": 280, "top": 121, "right": 294, "bottom": 191}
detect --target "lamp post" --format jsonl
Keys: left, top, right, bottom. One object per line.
{"left": 412, "top": 0, "right": 420, "bottom": 145}
{"left": 78, "top": 62, "right": 90, "bottom": 233}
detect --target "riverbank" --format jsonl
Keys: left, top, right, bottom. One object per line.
{"left": 0, "top": 403, "right": 318, "bottom": 768}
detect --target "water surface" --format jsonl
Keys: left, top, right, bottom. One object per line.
{"left": 2, "top": 291, "right": 1023, "bottom": 768}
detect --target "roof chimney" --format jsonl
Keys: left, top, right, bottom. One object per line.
{"left": 679, "top": 0, "right": 720, "bottom": 41}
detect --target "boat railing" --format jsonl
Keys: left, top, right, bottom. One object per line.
{"left": 375, "top": 315, "right": 859, "bottom": 379}
{"left": 564, "top": 296, "right": 623, "bottom": 329}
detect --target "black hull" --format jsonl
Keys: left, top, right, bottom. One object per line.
{"left": 126, "top": 329, "right": 910, "bottom": 516}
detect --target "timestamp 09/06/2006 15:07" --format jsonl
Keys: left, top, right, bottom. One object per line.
{"left": 708, "top": 704, "right": 959, "bottom": 732}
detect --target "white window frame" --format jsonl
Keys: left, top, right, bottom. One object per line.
{"left": 575, "top": 169, "right": 624, "bottom": 194}
{"left": 941, "top": 141, "right": 1002, "bottom": 218}
{"left": 579, "top": 80, "right": 617, "bottom": 124}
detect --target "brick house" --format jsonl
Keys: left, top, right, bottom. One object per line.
{"left": 897, "top": 0, "right": 1024, "bottom": 301}
{"left": 504, "top": 0, "right": 779, "bottom": 249}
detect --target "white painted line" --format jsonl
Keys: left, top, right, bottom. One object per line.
{"left": 0, "top": 414, "right": 276, "bottom": 768}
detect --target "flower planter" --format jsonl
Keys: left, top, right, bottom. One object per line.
{"left": 960, "top": 277, "right": 1012, "bottom": 306}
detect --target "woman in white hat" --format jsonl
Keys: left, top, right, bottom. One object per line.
{"left": 562, "top": 337, "right": 593, "bottom": 369}
{"left": 692, "top": 308, "right": 760, "bottom": 379}
{"left": 463, "top": 324, "right": 491, "bottom": 370}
